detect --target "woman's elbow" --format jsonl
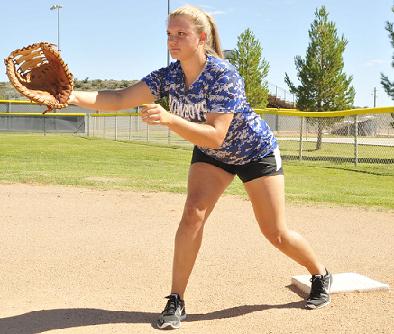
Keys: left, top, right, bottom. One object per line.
{"left": 207, "top": 136, "right": 225, "bottom": 149}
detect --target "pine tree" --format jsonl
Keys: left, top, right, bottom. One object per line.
{"left": 228, "top": 28, "right": 269, "bottom": 108}
{"left": 381, "top": 6, "right": 394, "bottom": 99}
{"left": 0, "top": 82, "right": 22, "bottom": 99}
{"left": 285, "top": 6, "right": 355, "bottom": 149}
{"left": 381, "top": 6, "right": 394, "bottom": 129}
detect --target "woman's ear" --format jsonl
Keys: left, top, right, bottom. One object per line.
{"left": 199, "top": 31, "right": 207, "bottom": 45}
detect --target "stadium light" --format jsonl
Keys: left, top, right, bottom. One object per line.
{"left": 50, "top": 4, "right": 63, "bottom": 51}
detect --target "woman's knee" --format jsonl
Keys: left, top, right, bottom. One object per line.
{"left": 260, "top": 225, "right": 288, "bottom": 248}
{"left": 179, "top": 200, "right": 211, "bottom": 232}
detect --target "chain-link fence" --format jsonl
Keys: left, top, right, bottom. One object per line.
{"left": 0, "top": 100, "right": 88, "bottom": 134}
{"left": 1, "top": 100, "right": 393, "bottom": 165}
{"left": 86, "top": 107, "right": 394, "bottom": 165}
{"left": 261, "top": 111, "right": 393, "bottom": 164}
{"left": 87, "top": 111, "right": 189, "bottom": 147}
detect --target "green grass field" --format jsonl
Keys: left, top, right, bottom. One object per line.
{"left": 0, "top": 133, "right": 393, "bottom": 209}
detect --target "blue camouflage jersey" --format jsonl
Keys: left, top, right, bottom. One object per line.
{"left": 141, "top": 55, "right": 278, "bottom": 165}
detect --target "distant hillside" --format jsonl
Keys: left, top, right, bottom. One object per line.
{"left": 73, "top": 78, "right": 139, "bottom": 90}
{"left": 2, "top": 80, "right": 370, "bottom": 111}
{"left": 0, "top": 79, "right": 139, "bottom": 100}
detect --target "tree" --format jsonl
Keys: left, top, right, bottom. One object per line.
{"left": 0, "top": 82, "right": 23, "bottom": 99}
{"left": 380, "top": 5, "right": 394, "bottom": 129}
{"left": 0, "top": 83, "right": 7, "bottom": 99}
{"left": 73, "top": 78, "right": 138, "bottom": 91}
{"left": 381, "top": 6, "right": 394, "bottom": 99}
{"left": 228, "top": 28, "right": 269, "bottom": 108}
{"left": 285, "top": 6, "right": 355, "bottom": 150}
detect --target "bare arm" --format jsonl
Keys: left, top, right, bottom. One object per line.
{"left": 168, "top": 113, "right": 233, "bottom": 148}
{"left": 68, "top": 81, "right": 156, "bottom": 112}
{"left": 141, "top": 104, "right": 234, "bottom": 149}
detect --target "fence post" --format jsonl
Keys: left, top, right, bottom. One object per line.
{"left": 299, "top": 116, "right": 304, "bottom": 161}
{"left": 43, "top": 116, "right": 46, "bottom": 136}
{"left": 115, "top": 114, "right": 118, "bottom": 141}
{"left": 168, "top": 128, "right": 171, "bottom": 145}
{"left": 92, "top": 114, "right": 96, "bottom": 137}
{"left": 129, "top": 115, "right": 132, "bottom": 141}
{"left": 7, "top": 114, "right": 10, "bottom": 131}
{"left": 354, "top": 115, "right": 358, "bottom": 166}
{"left": 137, "top": 106, "right": 141, "bottom": 134}
{"left": 103, "top": 115, "right": 106, "bottom": 138}
{"left": 6, "top": 101, "right": 11, "bottom": 130}
{"left": 86, "top": 113, "right": 90, "bottom": 137}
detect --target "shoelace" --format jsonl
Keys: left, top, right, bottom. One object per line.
{"left": 163, "top": 294, "right": 180, "bottom": 314}
{"left": 309, "top": 275, "right": 326, "bottom": 299}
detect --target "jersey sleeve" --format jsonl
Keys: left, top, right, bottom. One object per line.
{"left": 141, "top": 66, "right": 170, "bottom": 100}
{"left": 206, "top": 69, "right": 246, "bottom": 114}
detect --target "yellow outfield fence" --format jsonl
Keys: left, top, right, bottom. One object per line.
{"left": 256, "top": 106, "right": 393, "bottom": 117}
{"left": 0, "top": 100, "right": 87, "bottom": 134}
{"left": 0, "top": 113, "right": 85, "bottom": 117}
{"left": 1, "top": 100, "right": 393, "bottom": 165}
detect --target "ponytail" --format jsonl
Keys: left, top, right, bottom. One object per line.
{"left": 205, "top": 13, "right": 224, "bottom": 58}
{"left": 170, "top": 5, "right": 224, "bottom": 59}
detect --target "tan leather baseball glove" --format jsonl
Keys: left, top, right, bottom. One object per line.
{"left": 4, "top": 42, "right": 74, "bottom": 113}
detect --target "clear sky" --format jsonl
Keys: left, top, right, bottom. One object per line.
{"left": 2, "top": 0, "right": 393, "bottom": 107}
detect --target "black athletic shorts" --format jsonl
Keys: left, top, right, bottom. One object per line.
{"left": 191, "top": 146, "right": 284, "bottom": 183}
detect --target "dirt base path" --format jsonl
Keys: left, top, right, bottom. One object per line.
{"left": 0, "top": 184, "right": 393, "bottom": 334}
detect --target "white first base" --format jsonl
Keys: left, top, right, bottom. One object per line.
{"left": 291, "top": 272, "right": 390, "bottom": 294}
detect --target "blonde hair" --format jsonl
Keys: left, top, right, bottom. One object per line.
{"left": 169, "top": 5, "right": 224, "bottom": 58}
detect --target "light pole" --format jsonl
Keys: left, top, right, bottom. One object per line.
{"left": 373, "top": 87, "right": 377, "bottom": 108}
{"left": 50, "top": 4, "right": 63, "bottom": 51}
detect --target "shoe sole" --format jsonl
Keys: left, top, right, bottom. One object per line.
{"left": 157, "top": 314, "right": 187, "bottom": 330}
{"left": 157, "top": 321, "right": 181, "bottom": 330}
{"left": 305, "top": 297, "right": 331, "bottom": 310}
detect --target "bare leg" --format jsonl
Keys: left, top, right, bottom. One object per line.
{"left": 244, "top": 174, "right": 325, "bottom": 275}
{"left": 171, "top": 163, "right": 234, "bottom": 299}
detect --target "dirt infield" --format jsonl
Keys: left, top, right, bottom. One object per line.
{"left": 0, "top": 183, "right": 393, "bottom": 334}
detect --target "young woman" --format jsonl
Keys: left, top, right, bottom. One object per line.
{"left": 69, "top": 5, "right": 332, "bottom": 330}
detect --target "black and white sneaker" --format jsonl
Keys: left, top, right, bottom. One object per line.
{"left": 157, "top": 293, "right": 186, "bottom": 329}
{"left": 306, "top": 269, "right": 333, "bottom": 309}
